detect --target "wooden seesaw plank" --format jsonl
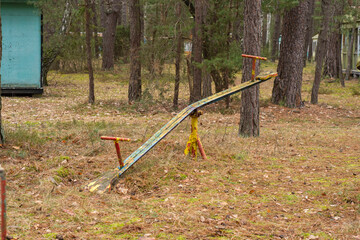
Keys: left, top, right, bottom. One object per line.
{"left": 85, "top": 73, "right": 278, "bottom": 194}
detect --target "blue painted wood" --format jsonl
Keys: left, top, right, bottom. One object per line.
{"left": 0, "top": 1, "right": 42, "bottom": 90}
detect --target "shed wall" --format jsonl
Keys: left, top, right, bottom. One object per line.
{"left": 1, "top": 2, "right": 42, "bottom": 91}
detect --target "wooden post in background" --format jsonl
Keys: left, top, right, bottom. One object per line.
{"left": 0, "top": 167, "right": 6, "bottom": 240}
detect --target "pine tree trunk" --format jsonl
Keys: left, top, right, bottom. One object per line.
{"left": 121, "top": 0, "right": 128, "bottom": 26}
{"left": 128, "top": 0, "right": 142, "bottom": 102}
{"left": 338, "top": 33, "right": 345, "bottom": 87}
{"left": 239, "top": 0, "right": 261, "bottom": 137}
{"left": 345, "top": 27, "right": 356, "bottom": 81}
{"left": 271, "top": 11, "right": 281, "bottom": 62}
{"left": 0, "top": 1, "right": 4, "bottom": 144}
{"left": 323, "top": 0, "right": 344, "bottom": 80}
{"left": 311, "top": 0, "right": 333, "bottom": 104}
{"left": 173, "top": 3, "right": 182, "bottom": 110}
{"left": 306, "top": 0, "right": 315, "bottom": 62}
{"left": 86, "top": 0, "right": 95, "bottom": 104}
{"left": 323, "top": 3, "right": 343, "bottom": 81}
{"left": 323, "top": 31, "right": 340, "bottom": 78}
{"left": 202, "top": 1, "right": 212, "bottom": 98}
{"left": 102, "top": 1, "right": 119, "bottom": 70}
{"left": 92, "top": 1, "right": 100, "bottom": 59}
{"left": 202, "top": 73, "right": 212, "bottom": 98}
{"left": 148, "top": 5, "right": 159, "bottom": 78}
{"left": 191, "top": 0, "right": 203, "bottom": 103}
{"left": 272, "top": 0, "right": 310, "bottom": 108}
{"left": 303, "top": 0, "right": 315, "bottom": 66}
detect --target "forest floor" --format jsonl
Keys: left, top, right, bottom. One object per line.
{"left": 1, "top": 62, "right": 360, "bottom": 240}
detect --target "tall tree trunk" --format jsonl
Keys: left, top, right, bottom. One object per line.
{"left": 102, "top": 0, "right": 120, "bottom": 70}
{"left": 191, "top": 0, "right": 203, "bottom": 103}
{"left": 173, "top": 3, "right": 182, "bottom": 109}
{"left": 272, "top": 0, "right": 310, "bottom": 108}
{"left": 345, "top": 27, "right": 356, "bottom": 81}
{"left": 202, "top": 1, "right": 212, "bottom": 98}
{"left": 92, "top": 1, "right": 100, "bottom": 59}
{"left": 307, "top": 0, "right": 316, "bottom": 62}
{"left": 323, "top": 31, "right": 342, "bottom": 78}
{"left": 100, "top": 0, "right": 106, "bottom": 28}
{"left": 233, "top": 1, "right": 242, "bottom": 43}
{"left": 140, "top": 4, "right": 145, "bottom": 44}
{"left": 86, "top": 0, "right": 95, "bottom": 104}
{"left": 323, "top": 0, "right": 344, "bottom": 80}
{"left": 121, "top": 0, "right": 128, "bottom": 26}
{"left": 338, "top": 33, "right": 345, "bottom": 87}
{"left": 271, "top": 10, "right": 281, "bottom": 62}
{"left": 0, "top": 1, "right": 4, "bottom": 144}
{"left": 128, "top": 0, "right": 142, "bottom": 102}
{"left": 239, "top": 0, "right": 261, "bottom": 137}
{"left": 148, "top": 5, "right": 159, "bottom": 78}
{"left": 304, "top": 0, "right": 315, "bottom": 66}
{"left": 311, "top": 0, "right": 333, "bottom": 104}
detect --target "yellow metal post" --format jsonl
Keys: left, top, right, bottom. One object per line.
{"left": 184, "top": 110, "right": 207, "bottom": 160}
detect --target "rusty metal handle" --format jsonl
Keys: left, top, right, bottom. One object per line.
{"left": 101, "top": 136, "right": 131, "bottom": 142}
{"left": 241, "top": 54, "right": 267, "bottom": 61}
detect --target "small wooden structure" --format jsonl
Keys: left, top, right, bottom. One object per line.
{"left": 1, "top": 0, "right": 42, "bottom": 95}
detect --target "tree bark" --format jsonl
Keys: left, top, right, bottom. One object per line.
{"left": 191, "top": 0, "right": 203, "bottom": 103}
{"left": 304, "top": 0, "right": 315, "bottom": 66}
{"left": 311, "top": 0, "right": 333, "bottom": 104}
{"left": 92, "top": 1, "right": 100, "bottom": 59}
{"left": 239, "top": 0, "right": 261, "bottom": 137}
{"left": 202, "top": 73, "right": 212, "bottom": 98}
{"left": 272, "top": 0, "right": 310, "bottom": 108}
{"left": 323, "top": 31, "right": 342, "bottom": 78}
{"left": 102, "top": 0, "right": 120, "bottom": 70}
{"left": 202, "top": 1, "right": 212, "bottom": 98}
{"left": 0, "top": 1, "right": 4, "bottom": 144}
{"left": 345, "top": 27, "right": 356, "bottom": 81}
{"left": 121, "top": 1, "right": 128, "bottom": 26}
{"left": 323, "top": 0, "right": 344, "bottom": 81}
{"left": 173, "top": 3, "right": 182, "bottom": 109}
{"left": 338, "top": 33, "right": 345, "bottom": 87}
{"left": 271, "top": 11, "right": 281, "bottom": 62}
{"left": 86, "top": 0, "right": 95, "bottom": 104}
{"left": 128, "top": 0, "right": 142, "bottom": 102}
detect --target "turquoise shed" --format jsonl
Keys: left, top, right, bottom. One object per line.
{"left": 1, "top": 0, "right": 42, "bottom": 95}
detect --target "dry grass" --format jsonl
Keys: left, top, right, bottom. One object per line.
{"left": 1, "top": 63, "right": 359, "bottom": 240}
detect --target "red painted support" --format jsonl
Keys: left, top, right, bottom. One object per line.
{"left": 197, "top": 139, "right": 207, "bottom": 160}
{"left": 0, "top": 167, "right": 6, "bottom": 240}
{"left": 101, "top": 136, "right": 131, "bottom": 168}
{"left": 114, "top": 141, "right": 124, "bottom": 168}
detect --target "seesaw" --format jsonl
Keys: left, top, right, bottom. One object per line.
{"left": 86, "top": 54, "right": 277, "bottom": 194}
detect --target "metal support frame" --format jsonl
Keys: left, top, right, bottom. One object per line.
{"left": 241, "top": 54, "right": 268, "bottom": 81}
{"left": 101, "top": 136, "right": 131, "bottom": 168}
